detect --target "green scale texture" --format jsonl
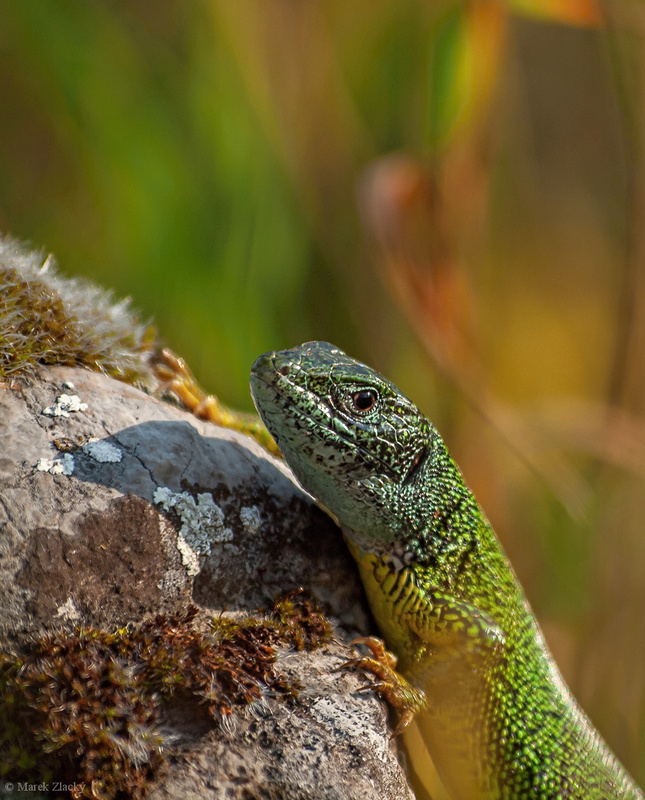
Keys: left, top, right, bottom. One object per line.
{"left": 250, "top": 341, "right": 643, "bottom": 800}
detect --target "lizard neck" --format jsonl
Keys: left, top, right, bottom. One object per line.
{"left": 343, "top": 434, "right": 500, "bottom": 594}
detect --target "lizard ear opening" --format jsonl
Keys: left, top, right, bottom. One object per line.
{"left": 403, "top": 446, "right": 429, "bottom": 486}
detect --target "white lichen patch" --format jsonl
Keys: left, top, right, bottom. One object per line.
{"left": 56, "top": 596, "right": 81, "bottom": 620}
{"left": 83, "top": 439, "right": 123, "bottom": 463}
{"left": 36, "top": 453, "right": 75, "bottom": 475}
{"left": 42, "top": 392, "right": 88, "bottom": 418}
{"left": 175, "top": 535, "right": 202, "bottom": 577}
{"left": 240, "top": 505, "right": 262, "bottom": 534}
{"left": 153, "top": 486, "right": 234, "bottom": 576}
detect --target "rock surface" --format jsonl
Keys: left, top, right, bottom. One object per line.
{"left": 0, "top": 367, "right": 415, "bottom": 800}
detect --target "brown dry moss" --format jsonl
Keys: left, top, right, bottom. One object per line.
{"left": 0, "top": 237, "right": 156, "bottom": 384}
{"left": 0, "top": 592, "right": 333, "bottom": 799}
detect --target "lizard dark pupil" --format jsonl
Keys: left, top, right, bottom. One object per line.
{"left": 352, "top": 390, "right": 376, "bottom": 412}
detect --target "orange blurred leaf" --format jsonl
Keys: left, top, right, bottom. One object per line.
{"left": 429, "top": 3, "right": 507, "bottom": 148}
{"left": 358, "top": 154, "right": 477, "bottom": 372}
{"left": 502, "top": 0, "right": 604, "bottom": 27}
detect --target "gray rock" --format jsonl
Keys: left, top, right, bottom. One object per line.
{"left": 0, "top": 367, "right": 415, "bottom": 800}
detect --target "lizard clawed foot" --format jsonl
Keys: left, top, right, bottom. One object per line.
{"left": 151, "top": 347, "right": 281, "bottom": 456}
{"left": 151, "top": 347, "right": 222, "bottom": 419}
{"left": 340, "top": 635, "right": 427, "bottom": 737}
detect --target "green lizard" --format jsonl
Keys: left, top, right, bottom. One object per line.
{"left": 250, "top": 341, "right": 643, "bottom": 800}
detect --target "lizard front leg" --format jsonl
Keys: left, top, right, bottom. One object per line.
{"left": 342, "top": 635, "right": 427, "bottom": 735}
{"left": 344, "top": 551, "right": 505, "bottom": 734}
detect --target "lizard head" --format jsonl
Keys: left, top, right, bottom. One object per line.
{"left": 250, "top": 341, "right": 439, "bottom": 549}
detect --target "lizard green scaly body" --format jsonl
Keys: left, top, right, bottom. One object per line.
{"left": 250, "top": 341, "right": 643, "bottom": 800}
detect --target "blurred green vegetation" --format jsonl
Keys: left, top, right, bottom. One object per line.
{"left": 2, "top": 0, "right": 645, "bottom": 793}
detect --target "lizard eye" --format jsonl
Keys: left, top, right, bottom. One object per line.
{"left": 351, "top": 390, "right": 377, "bottom": 413}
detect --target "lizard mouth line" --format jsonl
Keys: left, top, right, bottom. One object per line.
{"left": 251, "top": 370, "right": 400, "bottom": 481}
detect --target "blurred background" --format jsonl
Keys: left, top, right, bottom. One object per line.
{"left": 1, "top": 0, "right": 645, "bottom": 793}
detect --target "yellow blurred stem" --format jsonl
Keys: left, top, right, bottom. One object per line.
{"left": 151, "top": 347, "right": 282, "bottom": 458}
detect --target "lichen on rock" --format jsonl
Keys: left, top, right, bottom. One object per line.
{"left": 0, "top": 238, "right": 415, "bottom": 800}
